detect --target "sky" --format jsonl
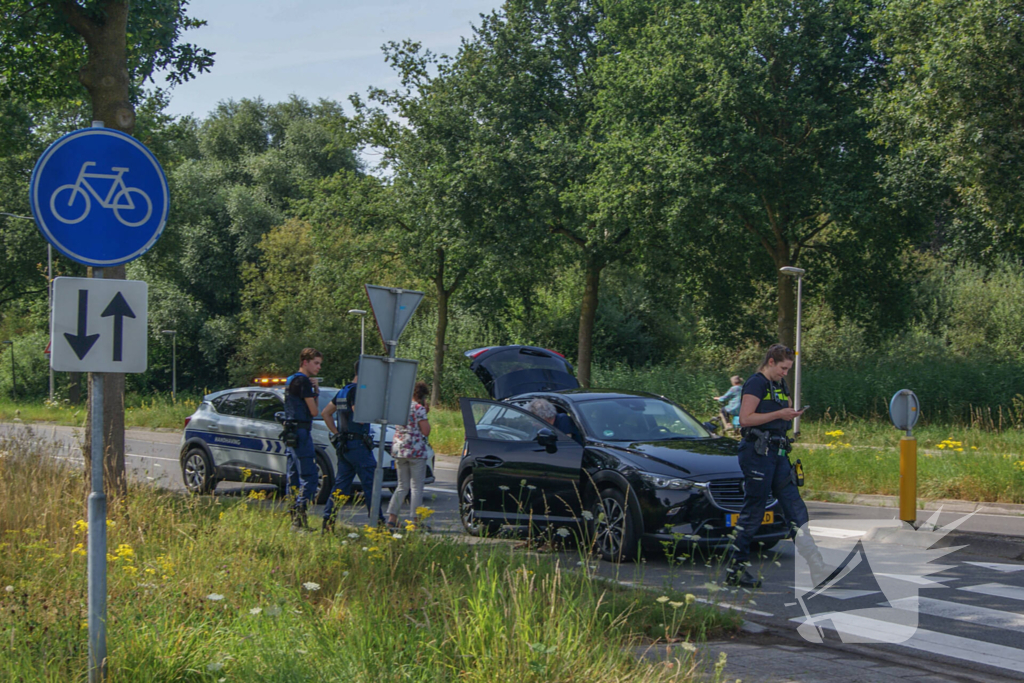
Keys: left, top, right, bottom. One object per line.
{"left": 162, "top": 0, "right": 500, "bottom": 119}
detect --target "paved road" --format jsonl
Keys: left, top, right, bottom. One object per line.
{"left": 5, "top": 422, "right": 1024, "bottom": 681}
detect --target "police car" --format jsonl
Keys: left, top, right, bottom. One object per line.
{"left": 179, "top": 379, "right": 435, "bottom": 503}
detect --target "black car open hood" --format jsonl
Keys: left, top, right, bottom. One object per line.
{"left": 600, "top": 437, "right": 742, "bottom": 478}
{"left": 465, "top": 345, "right": 580, "bottom": 400}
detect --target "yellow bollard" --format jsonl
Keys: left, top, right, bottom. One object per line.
{"left": 899, "top": 436, "right": 917, "bottom": 524}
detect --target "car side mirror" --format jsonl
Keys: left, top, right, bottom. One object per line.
{"left": 703, "top": 421, "right": 719, "bottom": 433}
{"left": 536, "top": 428, "right": 558, "bottom": 452}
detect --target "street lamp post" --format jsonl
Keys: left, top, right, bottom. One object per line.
{"left": 161, "top": 330, "right": 177, "bottom": 401}
{"left": 2, "top": 341, "right": 14, "bottom": 401}
{"left": 348, "top": 309, "right": 367, "bottom": 357}
{"left": 779, "top": 266, "right": 806, "bottom": 435}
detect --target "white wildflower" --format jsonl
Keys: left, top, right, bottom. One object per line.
{"left": 656, "top": 596, "right": 670, "bottom": 604}
{"left": 249, "top": 607, "right": 262, "bottom": 615}
{"left": 679, "top": 641, "right": 697, "bottom": 653}
{"left": 3, "top": 586, "right": 12, "bottom": 593}
{"left": 302, "top": 582, "right": 320, "bottom": 591}
{"left": 206, "top": 593, "right": 224, "bottom": 602}
{"left": 348, "top": 532, "right": 359, "bottom": 539}
{"left": 392, "top": 533, "right": 403, "bottom": 539}
{"left": 581, "top": 510, "right": 594, "bottom": 520}
{"left": 669, "top": 601, "right": 684, "bottom": 609}
{"left": 207, "top": 662, "right": 224, "bottom": 672}
{"left": 555, "top": 527, "right": 570, "bottom": 538}
{"left": 499, "top": 485, "right": 510, "bottom": 491}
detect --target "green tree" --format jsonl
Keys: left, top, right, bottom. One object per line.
{"left": 871, "top": 0, "right": 1024, "bottom": 260}
{"left": 139, "top": 97, "right": 360, "bottom": 390}
{"left": 593, "top": 0, "right": 914, "bottom": 347}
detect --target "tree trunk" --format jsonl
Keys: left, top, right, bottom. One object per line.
{"left": 74, "top": 0, "right": 133, "bottom": 495}
{"left": 776, "top": 259, "right": 796, "bottom": 348}
{"left": 577, "top": 257, "right": 603, "bottom": 388}
{"left": 431, "top": 255, "right": 449, "bottom": 409}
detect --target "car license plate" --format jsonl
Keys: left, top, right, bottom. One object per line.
{"left": 726, "top": 511, "right": 773, "bottom": 527}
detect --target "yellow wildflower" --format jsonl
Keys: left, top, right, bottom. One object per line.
{"left": 122, "top": 565, "right": 138, "bottom": 576}
{"left": 73, "top": 520, "right": 88, "bottom": 534}
{"left": 72, "top": 543, "right": 86, "bottom": 557}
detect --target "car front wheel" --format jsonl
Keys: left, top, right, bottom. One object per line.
{"left": 182, "top": 447, "right": 216, "bottom": 494}
{"left": 592, "top": 487, "right": 638, "bottom": 563}
{"left": 459, "top": 474, "right": 500, "bottom": 537}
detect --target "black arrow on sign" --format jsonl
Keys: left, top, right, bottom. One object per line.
{"left": 64, "top": 289, "right": 100, "bottom": 360}
{"left": 101, "top": 292, "right": 135, "bottom": 362}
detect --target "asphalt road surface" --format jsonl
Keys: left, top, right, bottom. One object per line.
{"left": 5, "top": 422, "right": 1024, "bottom": 681}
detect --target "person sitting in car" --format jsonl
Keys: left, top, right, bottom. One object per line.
{"left": 527, "top": 398, "right": 584, "bottom": 445}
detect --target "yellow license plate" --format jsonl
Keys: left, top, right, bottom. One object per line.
{"left": 727, "top": 511, "right": 773, "bottom": 527}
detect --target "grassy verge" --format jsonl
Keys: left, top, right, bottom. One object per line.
{"left": 0, "top": 437, "right": 738, "bottom": 682}
{"left": 0, "top": 394, "right": 198, "bottom": 430}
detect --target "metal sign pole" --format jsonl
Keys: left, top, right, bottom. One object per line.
{"left": 48, "top": 244, "right": 54, "bottom": 402}
{"left": 87, "top": 267, "right": 107, "bottom": 683}
{"left": 370, "top": 297, "right": 403, "bottom": 522}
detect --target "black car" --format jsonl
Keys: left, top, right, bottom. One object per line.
{"left": 457, "top": 345, "right": 789, "bottom": 561}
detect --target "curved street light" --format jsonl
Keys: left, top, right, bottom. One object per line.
{"left": 779, "top": 266, "right": 805, "bottom": 436}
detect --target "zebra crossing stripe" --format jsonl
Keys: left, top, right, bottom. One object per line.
{"left": 790, "top": 612, "right": 1024, "bottom": 674}
{"left": 887, "top": 596, "right": 1024, "bottom": 634}
{"left": 964, "top": 562, "right": 1024, "bottom": 573}
{"left": 960, "top": 583, "right": 1024, "bottom": 603}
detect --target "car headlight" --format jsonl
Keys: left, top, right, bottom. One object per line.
{"left": 638, "top": 472, "right": 708, "bottom": 490}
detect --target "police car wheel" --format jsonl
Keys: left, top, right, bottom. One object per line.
{"left": 182, "top": 448, "right": 215, "bottom": 494}
{"left": 593, "top": 487, "right": 638, "bottom": 563}
{"left": 312, "top": 452, "right": 334, "bottom": 506}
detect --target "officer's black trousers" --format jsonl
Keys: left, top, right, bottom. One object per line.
{"left": 731, "top": 439, "right": 810, "bottom": 564}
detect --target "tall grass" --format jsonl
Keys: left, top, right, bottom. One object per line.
{"left": 0, "top": 436, "right": 736, "bottom": 682}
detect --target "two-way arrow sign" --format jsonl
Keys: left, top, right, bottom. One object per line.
{"left": 51, "top": 277, "right": 148, "bottom": 373}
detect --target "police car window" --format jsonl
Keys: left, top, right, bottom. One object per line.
{"left": 252, "top": 392, "right": 282, "bottom": 422}
{"left": 469, "top": 401, "right": 548, "bottom": 442}
{"left": 216, "top": 392, "right": 250, "bottom": 418}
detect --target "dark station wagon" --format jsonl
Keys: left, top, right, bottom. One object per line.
{"left": 456, "top": 345, "right": 789, "bottom": 561}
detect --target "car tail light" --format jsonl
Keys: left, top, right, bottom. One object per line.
{"left": 546, "top": 348, "right": 565, "bottom": 358}
{"left": 184, "top": 417, "right": 191, "bottom": 429}
{"left": 469, "top": 348, "right": 490, "bottom": 359}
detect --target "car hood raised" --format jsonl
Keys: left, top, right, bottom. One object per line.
{"left": 596, "top": 437, "right": 742, "bottom": 479}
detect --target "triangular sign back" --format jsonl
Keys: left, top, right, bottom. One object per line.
{"left": 365, "top": 285, "right": 424, "bottom": 345}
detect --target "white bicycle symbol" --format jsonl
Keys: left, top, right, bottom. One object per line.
{"left": 49, "top": 162, "right": 153, "bottom": 227}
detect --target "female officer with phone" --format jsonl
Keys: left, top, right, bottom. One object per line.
{"left": 726, "top": 344, "right": 827, "bottom": 588}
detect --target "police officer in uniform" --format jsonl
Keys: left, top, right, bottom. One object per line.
{"left": 727, "top": 344, "right": 828, "bottom": 588}
{"left": 320, "top": 361, "right": 383, "bottom": 530}
{"left": 284, "top": 348, "right": 322, "bottom": 531}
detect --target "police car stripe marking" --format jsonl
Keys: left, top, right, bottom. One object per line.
{"left": 790, "top": 612, "right": 1024, "bottom": 674}
{"left": 960, "top": 583, "right": 1024, "bottom": 602}
{"left": 887, "top": 596, "right": 1024, "bottom": 634}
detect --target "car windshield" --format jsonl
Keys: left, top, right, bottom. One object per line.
{"left": 575, "top": 397, "right": 710, "bottom": 441}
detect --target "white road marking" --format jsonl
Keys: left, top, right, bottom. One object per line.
{"left": 960, "top": 583, "right": 1024, "bottom": 602}
{"left": 876, "top": 573, "right": 954, "bottom": 587}
{"left": 888, "top": 596, "right": 1024, "bottom": 634}
{"left": 424, "top": 486, "right": 456, "bottom": 494}
{"left": 964, "top": 562, "right": 1024, "bottom": 573}
{"left": 793, "top": 588, "right": 881, "bottom": 600}
{"left": 692, "top": 597, "right": 774, "bottom": 617}
{"left": 790, "top": 612, "right": 1024, "bottom": 674}
{"left": 809, "top": 526, "right": 866, "bottom": 539}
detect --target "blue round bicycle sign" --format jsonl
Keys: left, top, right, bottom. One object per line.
{"left": 30, "top": 127, "right": 169, "bottom": 267}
